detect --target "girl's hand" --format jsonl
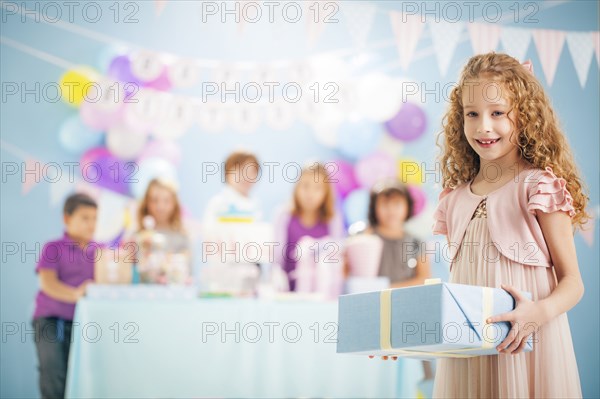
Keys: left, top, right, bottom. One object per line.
{"left": 368, "top": 355, "right": 398, "bottom": 361}
{"left": 486, "top": 284, "right": 547, "bottom": 355}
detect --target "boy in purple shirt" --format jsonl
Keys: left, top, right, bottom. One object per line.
{"left": 33, "top": 193, "right": 97, "bottom": 399}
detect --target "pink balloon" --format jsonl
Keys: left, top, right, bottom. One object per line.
{"left": 407, "top": 185, "right": 426, "bottom": 217}
{"left": 332, "top": 160, "right": 359, "bottom": 200}
{"left": 355, "top": 151, "right": 396, "bottom": 189}
{"left": 143, "top": 68, "right": 172, "bottom": 91}
{"left": 80, "top": 147, "right": 131, "bottom": 196}
{"left": 80, "top": 100, "right": 124, "bottom": 131}
{"left": 138, "top": 140, "right": 182, "bottom": 166}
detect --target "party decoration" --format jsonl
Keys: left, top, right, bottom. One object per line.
{"left": 407, "top": 185, "right": 427, "bottom": 217}
{"left": 131, "top": 50, "right": 164, "bottom": 81}
{"left": 384, "top": 102, "right": 427, "bottom": 142}
{"left": 151, "top": 96, "right": 194, "bottom": 139}
{"left": 355, "top": 151, "right": 396, "bottom": 189}
{"left": 138, "top": 140, "right": 182, "bottom": 166}
{"left": 59, "top": 67, "right": 98, "bottom": 107}
{"left": 168, "top": 58, "right": 199, "bottom": 88}
{"left": 356, "top": 73, "right": 404, "bottom": 122}
{"left": 58, "top": 115, "right": 103, "bottom": 154}
{"left": 337, "top": 119, "right": 383, "bottom": 160}
{"left": 312, "top": 122, "right": 339, "bottom": 148}
{"left": 143, "top": 67, "right": 173, "bottom": 91}
{"left": 397, "top": 158, "right": 423, "bottom": 186}
{"left": 342, "top": 189, "right": 370, "bottom": 226}
{"left": 106, "top": 125, "right": 148, "bottom": 160}
{"left": 80, "top": 147, "right": 131, "bottom": 195}
{"left": 265, "top": 102, "right": 294, "bottom": 131}
{"left": 107, "top": 55, "right": 142, "bottom": 87}
{"left": 129, "top": 156, "right": 178, "bottom": 198}
{"left": 94, "top": 190, "right": 130, "bottom": 242}
{"left": 332, "top": 159, "right": 359, "bottom": 200}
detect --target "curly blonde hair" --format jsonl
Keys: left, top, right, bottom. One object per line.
{"left": 437, "top": 52, "right": 589, "bottom": 229}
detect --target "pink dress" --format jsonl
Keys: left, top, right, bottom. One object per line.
{"left": 432, "top": 167, "right": 582, "bottom": 398}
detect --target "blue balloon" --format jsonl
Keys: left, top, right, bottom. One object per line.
{"left": 343, "top": 189, "right": 370, "bottom": 226}
{"left": 130, "top": 156, "right": 178, "bottom": 198}
{"left": 336, "top": 120, "right": 383, "bottom": 161}
{"left": 58, "top": 115, "right": 103, "bottom": 154}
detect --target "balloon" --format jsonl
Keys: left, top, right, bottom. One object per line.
{"left": 312, "top": 122, "right": 339, "bottom": 148}
{"left": 143, "top": 67, "right": 172, "bottom": 91}
{"left": 58, "top": 115, "right": 103, "bottom": 154}
{"left": 107, "top": 55, "right": 143, "bottom": 97}
{"left": 384, "top": 102, "right": 427, "bottom": 142}
{"left": 397, "top": 158, "right": 423, "bottom": 185}
{"left": 355, "top": 151, "right": 396, "bottom": 189}
{"left": 138, "top": 140, "right": 182, "bottom": 166}
{"left": 106, "top": 125, "right": 148, "bottom": 160}
{"left": 356, "top": 73, "right": 404, "bottom": 122}
{"left": 407, "top": 185, "right": 427, "bottom": 217}
{"left": 79, "top": 99, "right": 124, "bottom": 131}
{"left": 59, "top": 67, "right": 98, "bottom": 107}
{"left": 80, "top": 147, "right": 131, "bottom": 195}
{"left": 331, "top": 160, "right": 359, "bottom": 199}
{"left": 378, "top": 133, "right": 404, "bottom": 158}
{"left": 97, "top": 44, "right": 129, "bottom": 71}
{"left": 343, "top": 189, "right": 370, "bottom": 226}
{"left": 129, "top": 157, "right": 178, "bottom": 198}
{"left": 337, "top": 119, "right": 384, "bottom": 161}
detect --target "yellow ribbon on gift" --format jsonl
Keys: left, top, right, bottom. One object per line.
{"left": 379, "top": 279, "right": 495, "bottom": 358}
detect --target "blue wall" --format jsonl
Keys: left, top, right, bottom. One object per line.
{"left": 2, "top": 1, "right": 598, "bottom": 397}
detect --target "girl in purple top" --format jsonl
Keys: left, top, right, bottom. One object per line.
{"left": 33, "top": 193, "right": 97, "bottom": 399}
{"left": 273, "top": 163, "right": 345, "bottom": 291}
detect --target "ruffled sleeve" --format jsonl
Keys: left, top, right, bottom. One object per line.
{"left": 432, "top": 187, "right": 453, "bottom": 235}
{"left": 527, "top": 166, "right": 576, "bottom": 218}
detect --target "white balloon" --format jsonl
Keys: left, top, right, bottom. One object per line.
{"left": 131, "top": 50, "right": 164, "bottom": 81}
{"left": 311, "top": 121, "right": 339, "bottom": 148}
{"left": 168, "top": 59, "right": 199, "bottom": 88}
{"left": 357, "top": 73, "right": 404, "bottom": 122}
{"left": 300, "top": 98, "right": 345, "bottom": 127}
{"left": 106, "top": 125, "right": 148, "bottom": 160}
{"left": 198, "top": 103, "right": 227, "bottom": 133}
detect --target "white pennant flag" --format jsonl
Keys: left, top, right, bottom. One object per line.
{"left": 532, "top": 29, "right": 566, "bottom": 86}
{"left": 390, "top": 12, "right": 425, "bottom": 71}
{"left": 342, "top": 2, "right": 377, "bottom": 48}
{"left": 500, "top": 27, "right": 532, "bottom": 62}
{"left": 566, "top": 32, "right": 595, "bottom": 88}
{"left": 592, "top": 31, "right": 600, "bottom": 65}
{"left": 468, "top": 22, "right": 501, "bottom": 54}
{"left": 429, "top": 21, "right": 464, "bottom": 76}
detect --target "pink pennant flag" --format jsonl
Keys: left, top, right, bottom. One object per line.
{"left": 592, "top": 31, "right": 600, "bottom": 65}
{"left": 532, "top": 29, "right": 566, "bottom": 86}
{"left": 468, "top": 23, "right": 501, "bottom": 55}
{"left": 22, "top": 158, "right": 39, "bottom": 195}
{"left": 155, "top": 0, "right": 167, "bottom": 16}
{"left": 389, "top": 12, "right": 425, "bottom": 71}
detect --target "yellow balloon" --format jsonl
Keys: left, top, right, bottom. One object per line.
{"left": 59, "top": 67, "right": 98, "bottom": 107}
{"left": 397, "top": 158, "right": 423, "bottom": 185}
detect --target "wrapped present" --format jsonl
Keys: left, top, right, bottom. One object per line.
{"left": 293, "top": 236, "right": 344, "bottom": 300}
{"left": 345, "top": 234, "right": 383, "bottom": 277}
{"left": 337, "top": 279, "right": 533, "bottom": 359}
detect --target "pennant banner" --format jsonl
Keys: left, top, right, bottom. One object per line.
{"left": 532, "top": 29, "right": 566, "bottom": 86}
{"left": 342, "top": 2, "right": 377, "bottom": 49}
{"left": 390, "top": 12, "right": 425, "bottom": 71}
{"left": 500, "top": 27, "right": 532, "bottom": 62}
{"left": 468, "top": 22, "right": 501, "bottom": 55}
{"left": 430, "top": 21, "right": 464, "bottom": 77}
{"left": 566, "top": 32, "right": 595, "bottom": 88}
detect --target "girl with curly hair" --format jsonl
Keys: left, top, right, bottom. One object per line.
{"left": 432, "top": 52, "right": 589, "bottom": 398}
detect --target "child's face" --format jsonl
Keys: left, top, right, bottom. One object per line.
{"left": 227, "top": 162, "right": 258, "bottom": 196}
{"left": 296, "top": 173, "right": 327, "bottom": 214}
{"left": 462, "top": 79, "right": 519, "bottom": 166}
{"left": 147, "top": 185, "right": 176, "bottom": 225}
{"left": 64, "top": 206, "right": 97, "bottom": 242}
{"left": 375, "top": 193, "right": 409, "bottom": 229}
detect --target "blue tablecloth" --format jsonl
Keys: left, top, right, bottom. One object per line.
{"left": 65, "top": 293, "right": 423, "bottom": 398}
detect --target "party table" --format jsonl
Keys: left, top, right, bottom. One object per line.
{"left": 65, "top": 287, "right": 423, "bottom": 398}
{"left": 66, "top": 286, "right": 422, "bottom": 398}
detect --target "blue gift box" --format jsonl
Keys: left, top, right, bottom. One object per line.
{"left": 337, "top": 279, "right": 533, "bottom": 359}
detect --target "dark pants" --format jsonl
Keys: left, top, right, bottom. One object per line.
{"left": 33, "top": 317, "right": 73, "bottom": 399}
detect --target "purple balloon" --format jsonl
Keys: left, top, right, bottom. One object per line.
{"left": 355, "top": 151, "right": 396, "bottom": 189}
{"left": 407, "top": 185, "right": 427, "bottom": 217}
{"left": 107, "top": 56, "right": 142, "bottom": 97}
{"left": 331, "top": 160, "right": 359, "bottom": 199}
{"left": 384, "top": 102, "right": 427, "bottom": 142}
{"left": 80, "top": 147, "right": 131, "bottom": 196}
